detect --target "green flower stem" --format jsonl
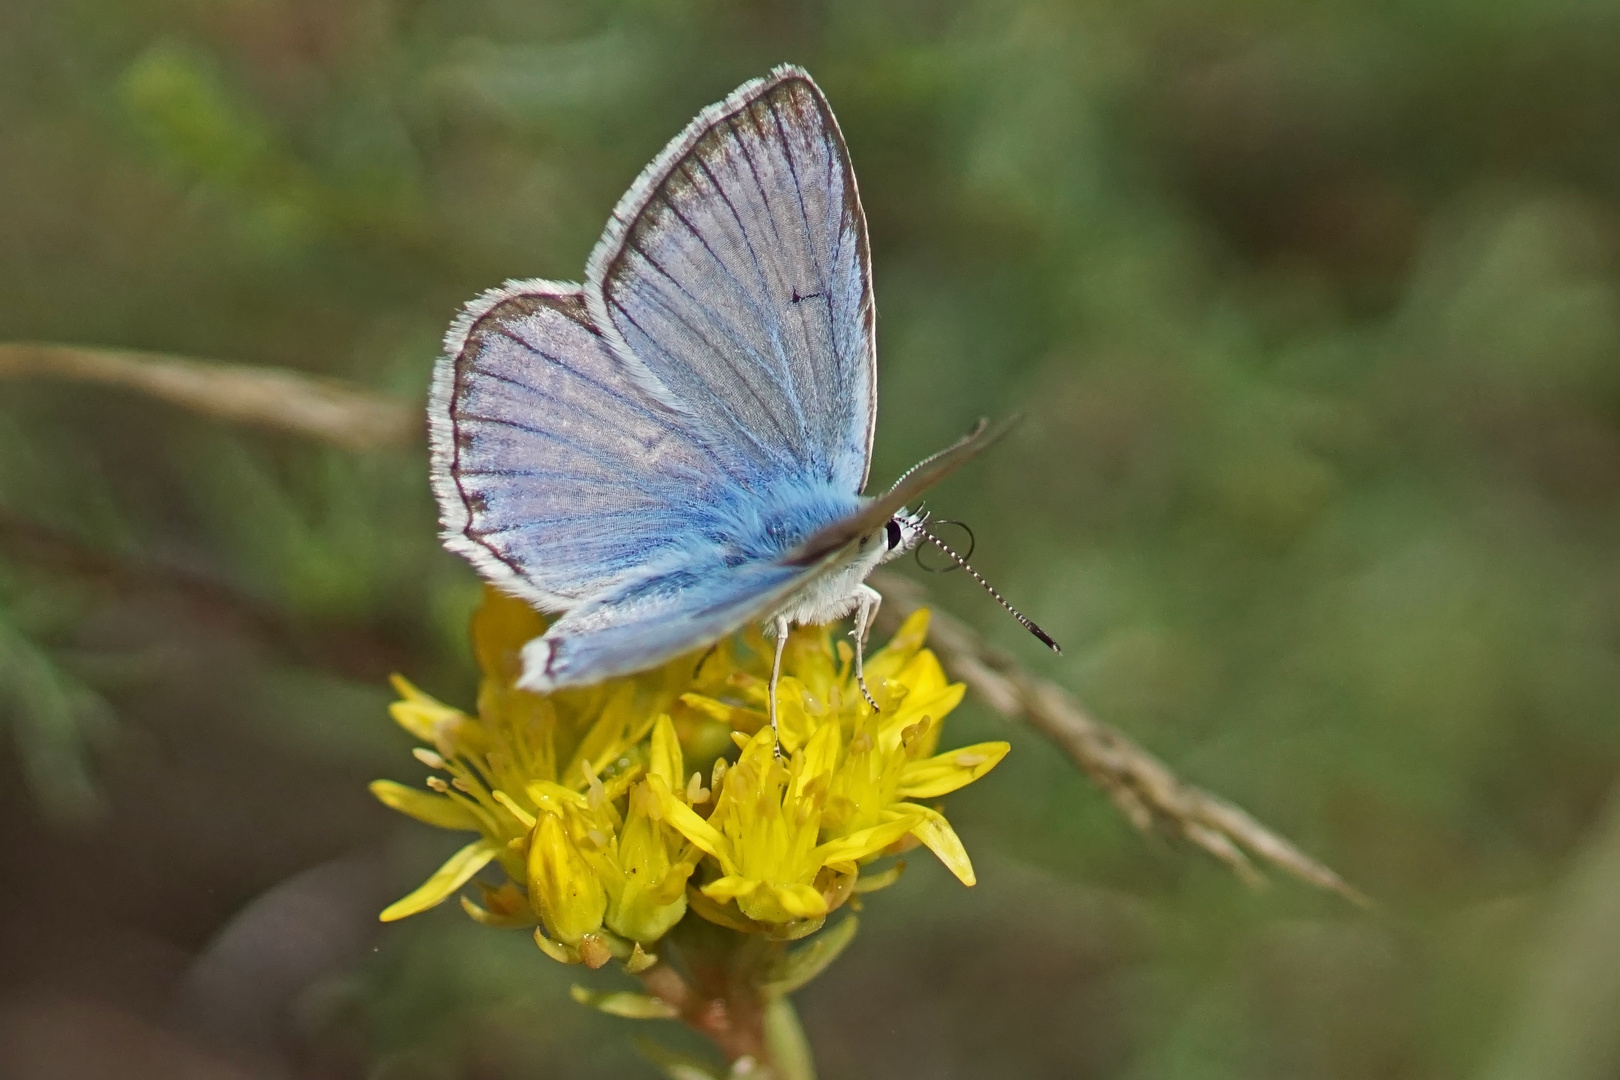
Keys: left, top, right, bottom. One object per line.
{"left": 638, "top": 917, "right": 816, "bottom": 1077}
{"left": 763, "top": 997, "right": 816, "bottom": 1080}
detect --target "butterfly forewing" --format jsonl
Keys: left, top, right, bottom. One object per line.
{"left": 586, "top": 66, "right": 876, "bottom": 492}
{"left": 430, "top": 282, "right": 732, "bottom": 607}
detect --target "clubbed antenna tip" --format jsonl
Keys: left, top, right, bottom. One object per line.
{"left": 921, "top": 530, "right": 1061, "bottom": 654}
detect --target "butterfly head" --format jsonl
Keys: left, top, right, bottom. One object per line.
{"left": 880, "top": 508, "right": 929, "bottom": 563}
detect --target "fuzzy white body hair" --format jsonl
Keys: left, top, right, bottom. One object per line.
{"left": 766, "top": 510, "right": 926, "bottom": 632}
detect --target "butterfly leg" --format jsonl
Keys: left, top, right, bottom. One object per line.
{"left": 851, "top": 584, "right": 882, "bottom": 712}
{"left": 769, "top": 614, "right": 790, "bottom": 755}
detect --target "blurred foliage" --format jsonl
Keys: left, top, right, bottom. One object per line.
{"left": 4, "top": 0, "right": 1620, "bottom": 1078}
{"left": 0, "top": 561, "right": 116, "bottom": 821}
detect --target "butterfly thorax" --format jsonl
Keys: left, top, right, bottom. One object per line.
{"left": 769, "top": 536, "right": 884, "bottom": 627}
{"left": 768, "top": 506, "right": 926, "bottom": 630}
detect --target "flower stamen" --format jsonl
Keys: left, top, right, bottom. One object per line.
{"left": 372, "top": 592, "right": 1005, "bottom": 981}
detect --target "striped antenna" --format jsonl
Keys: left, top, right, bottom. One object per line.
{"left": 922, "top": 529, "right": 1061, "bottom": 653}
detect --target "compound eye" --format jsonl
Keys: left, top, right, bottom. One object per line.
{"left": 885, "top": 518, "right": 904, "bottom": 550}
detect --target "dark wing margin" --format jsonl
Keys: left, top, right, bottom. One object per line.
{"left": 783, "top": 417, "right": 1016, "bottom": 567}
{"left": 583, "top": 65, "right": 878, "bottom": 492}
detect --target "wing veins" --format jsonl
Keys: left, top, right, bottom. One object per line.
{"left": 451, "top": 412, "right": 689, "bottom": 482}
{"left": 454, "top": 371, "right": 704, "bottom": 486}
{"left": 450, "top": 422, "right": 699, "bottom": 492}
{"left": 480, "top": 327, "right": 663, "bottom": 423}
{"left": 483, "top": 316, "right": 764, "bottom": 493}
{"left": 764, "top": 94, "right": 839, "bottom": 398}
{"left": 682, "top": 149, "right": 809, "bottom": 429}
{"left": 470, "top": 508, "right": 682, "bottom": 536}
{"left": 653, "top": 181, "right": 777, "bottom": 333}
{"left": 685, "top": 154, "right": 774, "bottom": 304}
{"left": 724, "top": 110, "right": 814, "bottom": 448}
{"left": 615, "top": 241, "right": 799, "bottom": 461}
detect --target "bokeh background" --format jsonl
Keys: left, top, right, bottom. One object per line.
{"left": 5, "top": 0, "right": 1620, "bottom": 1077}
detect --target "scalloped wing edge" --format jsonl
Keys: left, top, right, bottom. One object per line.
{"left": 428, "top": 276, "right": 587, "bottom": 611}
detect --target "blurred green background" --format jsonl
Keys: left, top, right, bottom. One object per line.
{"left": 5, "top": 0, "right": 1620, "bottom": 1077}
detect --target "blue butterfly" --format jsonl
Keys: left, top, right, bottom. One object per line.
{"left": 429, "top": 66, "right": 1051, "bottom": 737}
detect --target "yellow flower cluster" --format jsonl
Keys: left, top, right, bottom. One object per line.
{"left": 373, "top": 588, "right": 1007, "bottom": 970}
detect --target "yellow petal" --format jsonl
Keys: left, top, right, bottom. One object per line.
{"left": 599, "top": 764, "right": 643, "bottom": 807}
{"left": 772, "top": 676, "right": 816, "bottom": 752}
{"left": 471, "top": 585, "right": 548, "bottom": 684}
{"left": 379, "top": 837, "right": 500, "bottom": 921}
{"left": 527, "top": 813, "right": 607, "bottom": 945}
{"left": 386, "top": 676, "right": 465, "bottom": 742}
{"left": 907, "top": 804, "right": 976, "bottom": 886}
{"left": 864, "top": 609, "right": 931, "bottom": 684}
{"left": 897, "top": 741, "right": 1010, "bottom": 799}
{"left": 491, "top": 789, "right": 537, "bottom": 828}
{"left": 794, "top": 717, "right": 841, "bottom": 798}
{"left": 880, "top": 672, "right": 965, "bottom": 745}
{"left": 564, "top": 682, "right": 642, "bottom": 786}
{"left": 772, "top": 883, "right": 829, "bottom": 919}
{"left": 736, "top": 725, "right": 782, "bottom": 769}
{"left": 896, "top": 648, "right": 951, "bottom": 693}
{"left": 648, "top": 714, "right": 683, "bottom": 788}
{"left": 647, "top": 774, "right": 732, "bottom": 871}
{"left": 369, "top": 779, "right": 482, "bottom": 831}
{"left": 526, "top": 780, "right": 588, "bottom": 813}
{"left": 701, "top": 875, "right": 760, "bottom": 903}
{"left": 814, "top": 810, "right": 923, "bottom": 866}
{"left": 686, "top": 885, "right": 765, "bottom": 932}
{"left": 679, "top": 692, "right": 765, "bottom": 731}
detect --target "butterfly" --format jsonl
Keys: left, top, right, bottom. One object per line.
{"left": 429, "top": 65, "right": 1053, "bottom": 739}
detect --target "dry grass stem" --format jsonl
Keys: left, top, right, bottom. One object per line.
{"left": 0, "top": 342, "right": 420, "bottom": 450}
{"left": 870, "top": 570, "right": 1368, "bottom": 906}
{"left": 4, "top": 340, "right": 1360, "bottom": 903}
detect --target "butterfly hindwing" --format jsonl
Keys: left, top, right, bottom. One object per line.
{"left": 518, "top": 555, "right": 818, "bottom": 692}
{"left": 586, "top": 65, "right": 876, "bottom": 492}
{"left": 429, "top": 280, "right": 733, "bottom": 608}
